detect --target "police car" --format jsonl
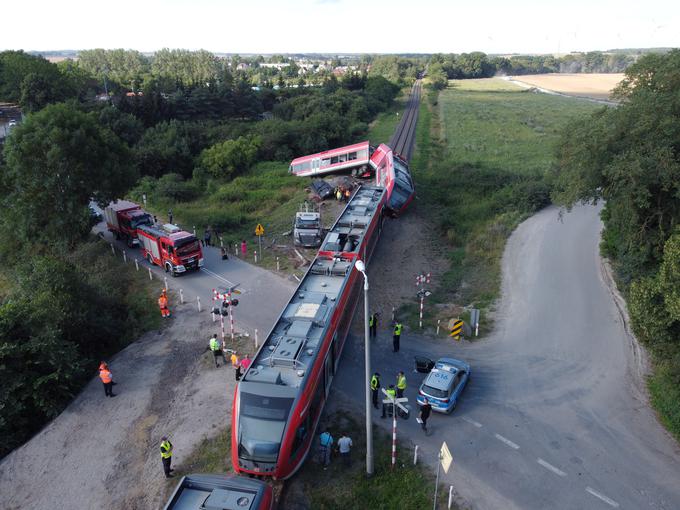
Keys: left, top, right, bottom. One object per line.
{"left": 416, "top": 358, "right": 470, "bottom": 413}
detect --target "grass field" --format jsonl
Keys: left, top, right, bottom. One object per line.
{"left": 508, "top": 73, "right": 624, "bottom": 100}
{"left": 418, "top": 78, "right": 598, "bottom": 314}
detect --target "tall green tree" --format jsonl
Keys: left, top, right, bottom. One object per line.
{"left": 1, "top": 102, "right": 136, "bottom": 251}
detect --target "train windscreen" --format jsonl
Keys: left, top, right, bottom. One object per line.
{"left": 238, "top": 393, "right": 294, "bottom": 463}
{"left": 389, "top": 160, "right": 415, "bottom": 211}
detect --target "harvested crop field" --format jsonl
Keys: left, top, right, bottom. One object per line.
{"left": 508, "top": 73, "right": 624, "bottom": 100}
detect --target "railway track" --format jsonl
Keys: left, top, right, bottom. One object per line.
{"left": 389, "top": 79, "right": 422, "bottom": 162}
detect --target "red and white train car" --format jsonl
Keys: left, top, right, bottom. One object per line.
{"left": 232, "top": 185, "right": 386, "bottom": 480}
{"left": 288, "top": 141, "right": 370, "bottom": 177}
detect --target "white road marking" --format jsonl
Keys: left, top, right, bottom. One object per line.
{"left": 537, "top": 458, "right": 567, "bottom": 477}
{"left": 586, "top": 487, "right": 620, "bottom": 508}
{"left": 462, "top": 417, "right": 483, "bottom": 428}
{"left": 201, "top": 268, "right": 236, "bottom": 287}
{"left": 494, "top": 434, "right": 520, "bottom": 450}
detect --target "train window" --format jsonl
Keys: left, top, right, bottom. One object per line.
{"left": 338, "top": 154, "right": 347, "bottom": 163}
{"left": 302, "top": 161, "right": 311, "bottom": 171}
{"left": 321, "top": 158, "right": 331, "bottom": 167}
{"left": 331, "top": 156, "right": 339, "bottom": 164}
{"left": 241, "top": 393, "right": 293, "bottom": 421}
{"left": 348, "top": 152, "right": 357, "bottom": 161}
{"left": 292, "top": 413, "right": 311, "bottom": 457}
{"left": 356, "top": 149, "right": 367, "bottom": 160}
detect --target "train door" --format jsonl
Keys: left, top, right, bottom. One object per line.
{"left": 311, "top": 158, "right": 320, "bottom": 175}
{"left": 324, "top": 333, "right": 337, "bottom": 397}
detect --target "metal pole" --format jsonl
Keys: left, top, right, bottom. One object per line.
{"left": 419, "top": 294, "right": 424, "bottom": 328}
{"left": 362, "top": 272, "right": 373, "bottom": 476}
{"left": 228, "top": 291, "right": 235, "bottom": 342}
{"left": 259, "top": 235, "right": 262, "bottom": 257}
{"left": 433, "top": 452, "right": 441, "bottom": 510}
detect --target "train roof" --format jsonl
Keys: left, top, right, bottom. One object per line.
{"left": 163, "top": 474, "right": 269, "bottom": 510}
{"left": 289, "top": 140, "right": 369, "bottom": 165}
{"left": 241, "top": 185, "right": 385, "bottom": 394}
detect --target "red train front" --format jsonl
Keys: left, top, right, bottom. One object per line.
{"left": 231, "top": 185, "right": 386, "bottom": 479}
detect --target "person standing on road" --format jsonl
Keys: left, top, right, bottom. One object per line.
{"left": 370, "top": 372, "right": 381, "bottom": 409}
{"left": 240, "top": 240, "right": 247, "bottom": 257}
{"left": 369, "top": 312, "right": 378, "bottom": 338}
{"left": 160, "top": 436, "right": 174, "bottom": 478}
{"left": 204, "top": 226, "right": 212, "bottom": 247}
{"left": 319, "top": 429, "right": 334, "bottom": 468}
{"left": 337, "top": 433, "right": 353, "bottom": 467}
{"left": 382, "top": 384, "right": 396, "bottom": 418}
{"left": 396, "top": 371, "right": 407, "bottom": 398}
{"left": 240, "top": 354, "right": 252, "bottom": 375}
{"left": 158, "top": 289, "right": 170, "bottom": 318}
{"left": 168, "top": 210, "right": 173, "bottom": 224}
{"left": 231, "top": 351, "right": 241, "bottom": 380}
{"left": 418, "top": 399, "right": 432, "bottom": 433}
{"left": 99, "top": 365, "right": 116, "bottom": 398}
{"left": 393, "top": 321, "right": 403, "bottom": 352}
{"left": 208, "top": 334, "right": 224, "bottom": 368}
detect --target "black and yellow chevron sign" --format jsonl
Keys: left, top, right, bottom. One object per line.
{"left": 450, "top": 319, "right": 464, "bottom": 340}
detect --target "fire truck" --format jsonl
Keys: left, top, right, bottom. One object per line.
{"left": 137, "top": 224, "right": 204, "bottom": 276}
{"left": 104, "top": 200, "right": 153, "bottom": 247}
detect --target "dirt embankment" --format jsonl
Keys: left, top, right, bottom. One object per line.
{"left": 0, "top": 302, "right": 241, "bottom": 510}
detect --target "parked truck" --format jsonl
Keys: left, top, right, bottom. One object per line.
{"left": 137, "top": 223, "right": 204, "bottom": 276}
{"left": 104, "top": 200, "right": 153, "bottom": 247}
{"left": 293, "top": 203, "right": 324, "bottom": 248}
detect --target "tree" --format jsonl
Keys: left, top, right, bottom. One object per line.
{"left": 427, "top": 64, "right": 448, "bottom": 90}
{"left": 197, "top": 136, "right": 261, "bottom": 179}
{"left": 0, "top": 103, "right": 136, "bottom": 251}
{"left": 134, "top": 120, "right": 195, "bottom": 178}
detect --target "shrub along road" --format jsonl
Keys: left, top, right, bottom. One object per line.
{"left": 335, "top": 204, "right": 680, "bottom": 509}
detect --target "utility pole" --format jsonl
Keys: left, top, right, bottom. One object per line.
{"left": 355, "top": 259, "right": 373, "bottom": 476}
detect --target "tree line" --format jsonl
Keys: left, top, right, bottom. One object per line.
{"left": 552, "top": 49, "right": 680, "bottom": 437}
{"left": 426, "top": 51, "right": 637, "bottom": 89}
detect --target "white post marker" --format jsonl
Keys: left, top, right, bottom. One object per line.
{"left": 135, "top": 258, "right": 139, "bottom": 271}
{"left": 392, "top": 306, "right": 395, "bottom": 322}
{"left": 382, "top": 389, "right": 408, "bottom": 469}
{"left": 193, "top": 225, "right": 196, "bottom": 236}
{"left": 179, "top": 288, "right": 184, "bottom": 304}
{"left": 448, "top": 486, "right": 454, "bottom": 510}
{"left": 220, "top": 237, "right": 224, "bottom": 248}
{"left": 148, "top": 267, "right": 153, "bottom": 280}
{"left": 122, "top": 250, "right": 127, "bottom": 263}
{"left": 419, "top": 294, "right": 424, "bottom": 328}
{"left": 437, "top": 319, "right": 441, "bottom": 335}
{"left": 276, "top": 257, "right": 280, "bottom": 271}
{"left": 197, "top": 296, "right": 202, "bottom": 312}
{"left": 413, "top": 445, "right": 419, "bottom": 465}
{"left": 254, "top": 251, "right": 258, "bottom": 263}
{"left": 255, "top": 328, "right": 259, "bottom": 348}
{"left": 111, "top": 244, "right": 115, "bottom": 255}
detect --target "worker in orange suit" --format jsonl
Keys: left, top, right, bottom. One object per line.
{"left": 158, "top": 289, "right": 170, "bottom": 318}
{"left": 99, "top": 366, "right": 116, "bottom": 397}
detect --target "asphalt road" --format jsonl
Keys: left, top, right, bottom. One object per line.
{"left": 334, "top": 204, "right": 680, "bottom": 509}
{"left": 94, "top": 219, "right": 295, "bottom": 341}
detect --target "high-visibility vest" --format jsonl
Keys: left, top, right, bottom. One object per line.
{"left": 99, "top": 369, "right": 112, "bottom": 384}
{"left": 394, "top": 323, "right": 402, "bottom": 336}
{"left": 370, "top": 375, "right": 379, "bottom": 390}
{"left": 160, "top": 440, "right": 173, "bottom": 459}
{"left": 158, "top": 296, "right": 168, "bottom": 308}
{"left": 397, "top": 374, "right": 407, "bottom": 390}
{"left": 369, "top": 315, "right": 375, "bottom": 327}
{"left": 386, "top": 388, "right": 396, "bottom": 398}
{"left": 209, "top": 338, "right": 220, "bottom": 351}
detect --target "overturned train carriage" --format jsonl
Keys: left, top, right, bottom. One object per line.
{"left": 232, "top": 185, "right": 386, "bottom": 479}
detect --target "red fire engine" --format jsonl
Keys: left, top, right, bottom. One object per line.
{"left": 104, "top": 200, "right": 153, "bottom": 247}
{"left": 137, "top": 224, "right": 204, "bottom": 276}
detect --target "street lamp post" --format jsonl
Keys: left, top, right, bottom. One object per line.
{"left": 355, "top": 259, "right": 373, "bottom": 476}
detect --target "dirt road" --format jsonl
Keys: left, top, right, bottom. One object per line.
{"left": 0, "top": 301, "right": 264, "bottom": 510}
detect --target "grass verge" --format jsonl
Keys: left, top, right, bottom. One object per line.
{"left": 367, "top": 89, "right": 408, "bottom": 145}
{"left": 413, "top": 79, "right": 598, "bottom": 330}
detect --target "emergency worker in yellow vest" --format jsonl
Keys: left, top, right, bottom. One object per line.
{"left": 396, "top": 371, "right": 407, "bottom": 398}
{"left": 393, "top": 321, "right": 403, "bottom": 352}
{"left": 370, "top": 372, "right": 381, "bottom": 409}
{"left": 160, "top": 436, "right": 174, "bottom": 478}
{"left": 382, "top": 384, "right": 397, "bottom": 418}
{"left": 369, "top": 312, "right": 378, "bottom": 338}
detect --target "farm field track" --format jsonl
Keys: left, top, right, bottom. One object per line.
{"left": 508, "top": 73, "right": 624, "bottom": 100}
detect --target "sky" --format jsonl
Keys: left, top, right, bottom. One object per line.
{"left": 2, "top": 0, "right": 679, "bottom": 55}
